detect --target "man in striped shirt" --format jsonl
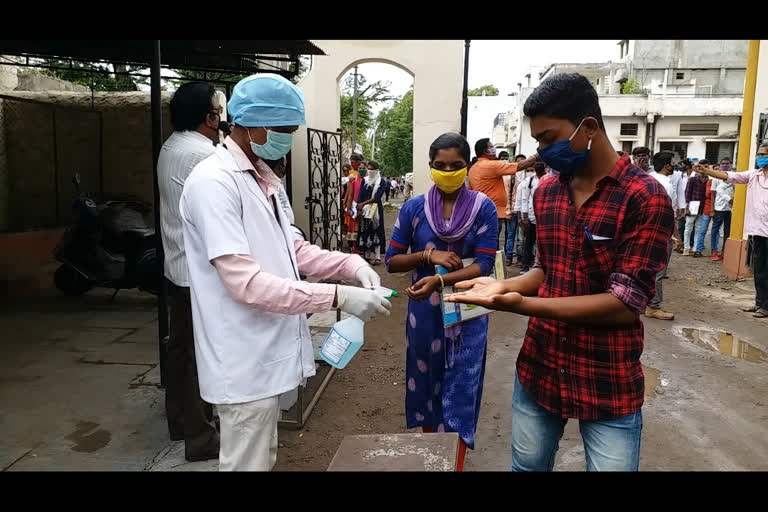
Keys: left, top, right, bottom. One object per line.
{"left": 157, "top": 82, "right": 222, "bottom": 461}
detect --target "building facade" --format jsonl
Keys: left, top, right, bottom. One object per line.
{"left": 504, "top": 40, "right": 748, "bottom": 164}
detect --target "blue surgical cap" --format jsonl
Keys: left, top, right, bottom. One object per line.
{"left": 228, "top": 73, "right": 306, "bottom": 128}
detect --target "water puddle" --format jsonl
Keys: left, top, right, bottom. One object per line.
{"left": 643, "top": 366, "right": 662, "bottom": 398}
{"left": 678, "top": 328, "right": 768, "bottom": 364}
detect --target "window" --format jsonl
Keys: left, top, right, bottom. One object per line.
{"left": 622, "top": 141, "right": 633, "bottom": 154}
{"left": 596, "top": 78, "right": 600, "bottom": 85}
{"left": 620, "top": 123, "right": 639, "bottom": 136}
{"left": 758, "top": 112, "right": 768, "bottom": 146}
{"left": 705, "top": 142, "right": 735, "bottom": 163}
{"left": 676, "top": 72, "right": 685, "bottom": 80}
{"left": 680, "top": 123, "right": 719, "bottom": 136}
{"left": 660, "top": 142, "right": 688, "bottom": 161}
{"left": 618, "top": 40, "right": 629, "bottom": 59}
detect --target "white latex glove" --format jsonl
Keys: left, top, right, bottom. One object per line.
{"left": 336, "top": 285, "right": 391, "bottom": 322}
{"left": 355, "top": 264, "right": 381, "bottom": 288}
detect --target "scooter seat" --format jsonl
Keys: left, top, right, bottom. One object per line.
{"left": 124, "top": 228, "right": 155, "bottom": 237}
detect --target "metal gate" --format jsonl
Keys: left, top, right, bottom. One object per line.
{"left": 280, "top": 128, "right": 343, "bottom": 429}
{"left": 305, "top": 128, "right": 342, "bottom": 251}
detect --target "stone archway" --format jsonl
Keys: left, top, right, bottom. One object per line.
{"left": 290, "top": 40, "right": 464, "bottom": 234}
{"left": 335, "top": 59, "right": 415, "bottom": 167}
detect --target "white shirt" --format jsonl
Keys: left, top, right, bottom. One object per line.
{"left": 711, "top": 178, "right": 734, "bottom": 212}
{"left": 157, "top": 130, "right": 217, "bottom": 286}
{"left": 514, "top": 171, "right": 534, "bottom": 213}
{"left": 180, "top": 145, "right": 315, "bottom": 404}
{"left": 669, "top": 171, "right": 681, "bottom": 202}
{"left": 676, "top": 171, "right": 691, "bottom": 210}
{"left": 519, "top": 174, "right": 540, "bottom": 225}
{"left": 650, "top": 171, "right": 677, "bottom": 214}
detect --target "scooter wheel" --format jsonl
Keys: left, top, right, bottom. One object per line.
{"left": 54, "top": 265, "right": 93, "bottom": 295}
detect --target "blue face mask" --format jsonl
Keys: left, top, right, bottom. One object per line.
{"left": 756, "top": 156, "right": 768, "bottom": 169}
{"left": 249, "top": 128, "right": 293, "bottom": 160}
{"left": 536, "top": 118, "right": 591, "bottom": 179}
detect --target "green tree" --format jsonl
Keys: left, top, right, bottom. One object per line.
{"left": 40, "top": 60, "right": 147, "bottom": 91}
{"left": 339, "top": 72, "right": 394, "bottom": 159}
{"left": 621, "top": 77, "right": 644, "bottom": 95}
{"left": 468, "top": 84, "right": 499, "bottom": 96}
{"left": 373, "top": 89, "right": 413, "bottom": 177}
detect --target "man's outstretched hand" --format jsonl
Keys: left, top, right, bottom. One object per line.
{"left": 444, "top": 277, "right": 523, "bottom": 311}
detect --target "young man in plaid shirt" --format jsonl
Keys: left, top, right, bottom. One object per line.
{"left": 447, "top": 73, "right": 673, "bottom": 471}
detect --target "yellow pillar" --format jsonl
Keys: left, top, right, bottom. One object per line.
{"left": 731, "top": 40, "right": 760, "bottom": 239}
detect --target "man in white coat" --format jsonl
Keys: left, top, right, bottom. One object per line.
{"left": 180, "top": 74, "right": 391, "bottom": 471}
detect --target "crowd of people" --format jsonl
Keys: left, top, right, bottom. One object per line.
{"left": 155, "top": 69, "right": 767, "bottom": 473}
{"left": 341, "top": 155, "right": 405, "bottom": 260}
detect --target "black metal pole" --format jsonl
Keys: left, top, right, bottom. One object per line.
{"left": 150, "top": 40, "right": 168, "bottom": 386}
{"left": 460, "top": 40, "right": 471, "bottom": 138}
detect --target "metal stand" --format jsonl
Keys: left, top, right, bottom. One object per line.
{"left": 278, "top": 308, "right": 341, "bottom": 429}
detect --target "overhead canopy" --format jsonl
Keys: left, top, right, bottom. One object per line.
{"left": 0, "top": 39, "right": 325, "bottom": 79}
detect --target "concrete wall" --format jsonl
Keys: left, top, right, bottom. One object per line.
{"left": 290, "top": 40, "right": 464, "bottom": 235}
{"left": 603, "top": 116, "right": 649, "bottom": 151}
{"left": 0, "top": 96, "right": 7, "bottom": 230}
{"left": 0, "top": 91, "right": 173, "bottom": 232}
{"left": 632, "top": 40, "right": 748, "bottom": 70}
{"left": 515, "top": 97, "right": 741, "bottom": 162}
{"left": 628, "top": 41, "right": 747, "bottom": 95}
{"left": 0, "top": 58, "right": 90, "bottom": 94}
{"left": 0, "top": 64, "right": 19, "bottom": 90}
{"left": 15, "top": 70, "right": 90, "bottom": 93}
{"left": 654, "top": 116, "right": 740, "bottom": 158}
{"left": 597, "top": 94, "right": 744, "bottom": 117}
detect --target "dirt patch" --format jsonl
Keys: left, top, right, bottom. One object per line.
{"left": 274, "top": 203, "right": 768, "bottom": 471}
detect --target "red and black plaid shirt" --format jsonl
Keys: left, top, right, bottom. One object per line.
{"left": 517, "top": 153, "right": 673, "bottom": 420}
{"left": 685, "top": 174, "right": 708, "bottom": 204}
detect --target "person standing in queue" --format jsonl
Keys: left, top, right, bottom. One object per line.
{"left": 696, "top": 146, "right": 768, "bottom": 317}
{"left": 344, "top": 153, "right": 365, "bottom": 253}
{"left": 469, "top": 138, "right": 537, "bottom": 253}
{"left": 180, "top": 74, "right": 391, "bottom": 471}
{"left": 157, "top": 82, "right": 222, "bottom": 462}
{"left": 356, "top": 160, "right": 387, "bottom": 265}
{"left": 385, "top": 132, "right": 499, "bottom": 472}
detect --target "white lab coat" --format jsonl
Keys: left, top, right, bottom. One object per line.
{"left": 180, "top": 146, "right": 315, "bottom": 405}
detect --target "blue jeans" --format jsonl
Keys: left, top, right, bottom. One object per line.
{"left": 711, "top": 210, "right": 731, "bottom": 252}
{"left": 516, "top": 222, "right": 526, "bottom": 261}
{"left": 695, "top": 214, "right": 712, "bottom": 253}
{"left": 505, "top": 216, "right": 518, "bottom": 260}
{"left": 510, "top": 374, "right": 642, "bottom": 471}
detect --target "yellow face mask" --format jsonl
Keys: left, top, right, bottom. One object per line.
{"left": 431, "top": 167, "right": 468, "bottom": 193}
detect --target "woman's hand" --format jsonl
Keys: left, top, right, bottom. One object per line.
{"left": 407, "top": 275, "right": 441, "bottom": 301}
{"left": 429, "top": 250, "right": 463, "bottom": 271}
